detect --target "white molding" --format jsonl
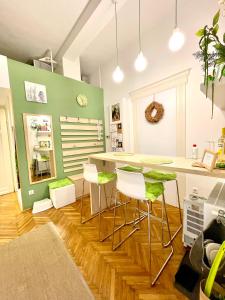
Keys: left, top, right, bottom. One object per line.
{"left": 129, "top": 69, "right": 191, "bottom": 101}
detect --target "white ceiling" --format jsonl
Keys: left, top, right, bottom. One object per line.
{"left": 80, "top": 0, "right": 174, "bottom": 75}
{"left": 0, "top": 0, "right": 89, "bottom": 62}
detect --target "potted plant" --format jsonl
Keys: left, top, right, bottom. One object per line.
{"left": 194, "top": 9, "right": 225, "bottom": 118}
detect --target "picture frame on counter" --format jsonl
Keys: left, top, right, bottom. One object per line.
{"left": 192, "top": 149, "right": 218, "bottom": 172}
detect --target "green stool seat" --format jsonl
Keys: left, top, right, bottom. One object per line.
{"left": 48, "top": 178, "right": 73, "bottom": 189}
{"left": 145, "top": 181, "right": 164, "bottom": 201}
{"left": 98, "top": 172, "right": 117, "bottom": 184}
{"left": 144, "top": 170, "right": 177, "bottom": 182}
{"left": 118, "top": 165, "right": 143, "bottom": 172}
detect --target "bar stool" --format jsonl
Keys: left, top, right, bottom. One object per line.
{"left": 143, "top": 169, "right": 182, "bottom": 247}
{"left": 80, "top": 163, "right": 117, "bottom": 241}
{"left": 112, "top": 169, "right": 174, "bottom": 286}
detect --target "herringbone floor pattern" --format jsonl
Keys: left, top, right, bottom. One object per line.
{"left": 0, "top": 193, "right": 187, "bottom": 300}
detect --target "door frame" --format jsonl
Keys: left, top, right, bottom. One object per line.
{"left": 0, "top": 88, "right": 18, "bottom": 195}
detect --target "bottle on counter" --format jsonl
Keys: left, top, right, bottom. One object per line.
{"left": 192, "top": 144, "right": 198, "bottom": 159}
{"left": 217, "top": 128, "right": 225, "bottom": 162}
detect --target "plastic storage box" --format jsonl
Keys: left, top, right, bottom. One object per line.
{"left": 32, "top": 198, "right": 53, "bottom": 214}
{"left": 49, "top": 178, "right": 75, "bottom": 209}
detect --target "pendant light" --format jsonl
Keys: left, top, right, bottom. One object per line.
{"left": 168, "top": 0, "right": 185, "bottom": 52}
{"left": 134, "top": 0, "right": 147, "bottom": 72}
{"left": 112, "top": 1, "right": 124, "bottom": 83}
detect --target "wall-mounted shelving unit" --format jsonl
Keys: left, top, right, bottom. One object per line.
{"left": 60, "top": 116, "right": 104, "bottom": 175}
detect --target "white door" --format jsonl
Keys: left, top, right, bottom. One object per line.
{"left": 135, "top": 88, "right": 177, "bottom": 156}
{"left": 0, "top": 108, "right": 14, "bottom": 195}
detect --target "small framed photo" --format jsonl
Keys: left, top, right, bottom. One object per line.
{"left": 192, "top": 149, "right": 218, "bottom": 171}
{"left": 24, "top": 81, "right": 47, "bottom": 104}
{"left": 110, "top": 103, "right": 120, "bottom": 124}
{"left": 201, "top": 149, "right": 218, "bottom": 171}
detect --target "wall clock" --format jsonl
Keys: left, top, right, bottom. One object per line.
{"left": 76, "top": 94, "right": 88, "bottom": 107}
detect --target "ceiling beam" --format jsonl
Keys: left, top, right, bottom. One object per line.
{"left": 55, "top": 0, "right": 128, "bottom": 62}
{"left": 55, "top": 0, "right": 101, "bottom": 61}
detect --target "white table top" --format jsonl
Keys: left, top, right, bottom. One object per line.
{"left": 89, "top": 152, "right": 225, "bottom": 179}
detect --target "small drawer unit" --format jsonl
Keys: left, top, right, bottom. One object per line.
{"left": 183, "top": 195, "right": 205, "bottom": 247}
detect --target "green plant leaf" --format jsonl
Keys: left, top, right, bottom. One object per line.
{"left": 223, "top": 33, "right": 225, "bottom": 43}
{"left": 213, "top": 10, "right": 220, "bottom": 26}
{"left": 212, "top": 24, "right": 219, "bottom": 35}
{"left": 223, "top": 67, "right": 225, "bottom": 77}
{"left": 207, "top": 75, "right": 215, "bottom": 81}
{"left": 196, "top": 28, "right": 205, "bottom": 37}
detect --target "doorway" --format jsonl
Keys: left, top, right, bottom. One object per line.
{"left": 0, "top": 107, "right": 14, "bottom": 195}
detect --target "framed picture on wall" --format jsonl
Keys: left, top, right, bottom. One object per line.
{"left": 24, "top": 81, "right": 47, "bottom": 104}
{"left": 110, "top": 103, "right": 120, "bottom": 124}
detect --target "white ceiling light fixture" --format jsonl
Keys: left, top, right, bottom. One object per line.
{"left": 134, "top": 0, "right": 147, "bottom": 72}
{"left": 112, "top": 0, "right": 124, "bottom": 83}
{"left": 168, "top": 0, "right": 185, "bottom": 52}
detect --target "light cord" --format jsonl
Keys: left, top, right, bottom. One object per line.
{"left": 175, "top": 0, "right": 178, "bottom": 28}
{"left": 114, "top": 2, "right": 119, "bottom": 65}
{"left": 138, "top": 0, "right": 142, "bottom": 52}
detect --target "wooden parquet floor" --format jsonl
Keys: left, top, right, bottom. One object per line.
{"left": 0, "top": 192, "right": 188, "bottom": 300}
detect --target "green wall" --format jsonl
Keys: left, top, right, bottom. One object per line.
{"left": 8, "top": 59, "right": 104, "bottom": 210}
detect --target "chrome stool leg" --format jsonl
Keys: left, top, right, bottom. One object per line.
{"left": 80, "top": 179, "right": 99, "bottom": 224}
{"left": 150, "top": 194, "right": 174, "bottom": 286}
{"left": 162, "top": 179, "right": 182, "bottom": 247}
{"left": 112, "top": 196, "right": 144, "bottom": 251}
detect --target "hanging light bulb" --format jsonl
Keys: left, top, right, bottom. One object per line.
{"left": 112, "top": 65, "right": 124, "bottom": 82}
{"left": 134, "top": 0, "right": 147, "bottom": 72}
{"left": 134, "top": 51, "right": 147, "bottom": 72}
{"left": 169, "top": 28, "right": 185, "bottom": 52}
{"left": 112, "top": 1, "right": 124, "bottom": 83}
{"left": 168, "top": 0, "right": 185, "bottom": 52}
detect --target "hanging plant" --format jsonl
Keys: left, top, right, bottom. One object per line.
{"left": 193, "top": 9, "right": 225, "bottom": 118}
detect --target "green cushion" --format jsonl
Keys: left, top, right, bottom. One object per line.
{"left": 145, "top": 181, "right": 164, "bottom": 201}
{"left": 98, "top": 172, "right": 117, "bottom": 184}
{"left": 118, "top": 165, "right": 143, "bottom": 172}
{"left": 144, "top": 170, "right": 177, "bottom": 181}
{"left": 49, "top": 178, "right": 73, "bottom": 189}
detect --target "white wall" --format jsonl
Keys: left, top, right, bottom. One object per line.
{"left": 90, "top": 0, "right": 225, "bottom": 199}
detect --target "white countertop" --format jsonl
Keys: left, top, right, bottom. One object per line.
{"left": 89, "top": 152, "right": 225, "bottom": 179}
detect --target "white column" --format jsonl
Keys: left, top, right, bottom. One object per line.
{"left": 0, "top": 55, "right": 10, "bottom": 88}
{"left": 62, "top": 57, "right": 81, "bottom": 81}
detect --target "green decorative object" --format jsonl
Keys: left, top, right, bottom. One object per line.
{"left": 98, "top": 172, "right": 117, "bottom": 184}
{"left": 194, "top": 9, "right": 225, "bottom": 118}
{"left": 118, "top": 165, "right": 143, "bottom": 172}
{"left": 145, "top": 181, "right": 164, "bottom": 201}
{"left": 76, "top": 94, "right": 88, "bottom": 107}
{"left": 48, "top": 178, "right": 73, "bottom": 189}
{"left": 144, "top": 170, "right": 177, "bottom": 181}
{"left": 113, "top": 152, "right": 134, "bottom": 156}
{"left": 216, "top": 162, "right": 225, "bottom": 169}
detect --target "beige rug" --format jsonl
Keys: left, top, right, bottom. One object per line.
{"left": 0, "top": 222, "right": 94, "bottom": 300}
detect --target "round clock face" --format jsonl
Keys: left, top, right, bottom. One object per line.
{"left": 76, "top": 94, "right": 88, "bottom": 107}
